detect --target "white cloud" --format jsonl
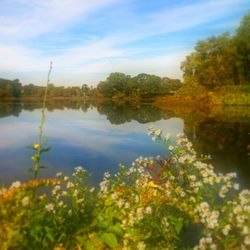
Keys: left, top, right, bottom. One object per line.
{"left": 0, "top": 0, "right": 117, "bottom": 39}
{"left": 77, "top": 50, "right": 188, "bottom": 78}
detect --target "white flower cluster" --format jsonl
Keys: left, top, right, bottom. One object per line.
{"left": 99, "top": 172, "right": 111, "bottom": 194}
{"left": 72, "top": 166, "right": 87, "bottom": 176}
{"left": 195, "top": 235, "right": 217, "bottom": 250}
{"left": 10, "top": 181, "right": 21, "bottom": 189}
{"left": 195, "top": 202, "right": 219, "bottom": 229}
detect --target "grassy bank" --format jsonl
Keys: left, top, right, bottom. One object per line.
{"left": 155, "top": 85, "right": 250, "bottom": 109}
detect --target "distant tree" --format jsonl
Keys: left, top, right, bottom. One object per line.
{"left": 181, "top": 13, "right": 250, "bottom": 88}
{"left": 12, "top": 79, "right": 22, "bottom": 97}
{"left": 132, "top": 74, "right": 159, "bottom": 96}
{"left": 97, "top": 73, "right": 130, "bottom": 97}
{"left": 181, "top": 33, "right": 241, "bottom": 88}
{"left": 0, "top": 78, "right": 22, "bottom": 98}
{"left": 234, "top": 13, "right": 250, "bottom": 83}
{"left": 161, "top": 77, "right": 182, "bottom": 94}
{"left": 82, "top": 84, "right": 90, "bottom": 97}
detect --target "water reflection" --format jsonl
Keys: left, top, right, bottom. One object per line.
{"left": 96, "top": 101, "right": 175, "bottom": 124}
{"left": 0, "top": 101, "right": 249, "bottom": 187}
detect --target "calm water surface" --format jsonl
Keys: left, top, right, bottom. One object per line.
{"left": 0, "top": 101, "right": 249, "bottom": 188}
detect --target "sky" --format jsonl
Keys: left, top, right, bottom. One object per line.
{"left": 0, "top": 0, "right": 250, "bottom": 86}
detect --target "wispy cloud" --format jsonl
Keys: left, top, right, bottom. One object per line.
{"left": 0, "top": 0, "right": 249, "bottom": 85}
{"left": 0, "top": 0, "right": 117, "bottom": 39}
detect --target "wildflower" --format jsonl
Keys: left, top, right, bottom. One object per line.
{"left": 111, "top": 193, "right": 118, "bottom": 200}
{"left": 74, "top": 166, "right": 86, "bottom": 174}
{"left": 176, "top": 133, "right": 184, "bottom": 138}
{"left": 21, "top": 196, "right": 29, "bottom": 206}
{"left": 233, "top": 183, "right": 240, "bottom": 190}
{"left": 148, "top": 181, "right": 159, "bottom": 188}
{"left": 45, "top": 203, "right": 54, "bottom": 212}
{"left": 58, "top": 201, "right": 64, "bottom": 207}
{"left": 39, "top": 194, "right": 47, "bottom": 200}
{"left": 137, "top": 241, "right": 146, "bottom": 250}
{"left": 244, "top": 236, "right": 250, "bottom": 245}
{"left": 73, "top": 190, "right": 79, "bottom": 197}
{"left": 222, "top": 225, "right": 231, "bottom": 235}
{"left": 145, "top": 206, "right": 152, "bottom": 214}
{"left": 242, "top": 226, "right": 249, "bottom": 235}
{"left": 66, "top": 182, "right": 74, "bottom": 188}
{"left": 76, "top": 198, "right": 84, "bottom": 204}
{"left": 100, "top": 180, "right": 108, "bottom": 193}
{"left": 62, "top": 191, "right": 67, "bottom": 196}
{"left": 180, "top": 191, "right": 186, "bottom": 197}
{"left": 104, "top": 172, "right": 111, "bottom": 178}
{"left": 189, "top": 175, "right": 197, "bottom": 181}
{"left": 10, "top": 181, "right": 21, "bottom": 189}
{"left": 89, "top": 187, "right": 95, "bottom": 193}
{"left": 56, "top": 172, "right": 63, "bottom": 177}
{"left": 125, "top": 202, "right": 130, "bottom": 209}
{"left": 210, "top": 243, "right": 217, "bottom": 250}
{"left": 168, "top": 145, "right": 174, "bottom": 151}
{"left": 154, "top": 129, "right": 162, "bottom": 136}
{"left": 33, "top": 144, "right": 40, "bottom": 150}
{"left": 52, "top": 185, "right": 61, "bottom": 195}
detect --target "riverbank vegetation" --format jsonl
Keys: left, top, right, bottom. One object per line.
{"left": 173, "top": 13, "right": 250, "bottom": 106}
{"left": 1, "top": 129, "right": 249, "bottom": 249}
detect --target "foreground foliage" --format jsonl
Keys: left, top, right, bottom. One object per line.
{"left": 0, "top": 129, "right": 250, "bottom": 250}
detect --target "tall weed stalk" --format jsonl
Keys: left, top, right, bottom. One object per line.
{"left": 30, "top": 62, "right": 53, "bottom": 179}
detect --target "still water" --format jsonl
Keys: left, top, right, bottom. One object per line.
{"left": 0, "top": 100, "right": 249, "bottom": 188}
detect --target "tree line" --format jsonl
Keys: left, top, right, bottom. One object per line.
{"left": 97, "top": 73, "right": 181, "bottom": 99}
{"left": 181, "top": 13, "right": 250, "bottom": 89}
{"left": 0, "top": 74, "right": 181, "bottom": 99}
{"left": 0, "top": 78, "right": 96, "bottom": 99}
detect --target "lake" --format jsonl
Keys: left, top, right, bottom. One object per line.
{"left": 0, "top": 100, "right": 249, "bottom": 188}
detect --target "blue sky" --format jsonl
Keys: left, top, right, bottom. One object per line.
{"left": 0, "top": 0, "right": 249, "bottom": 86}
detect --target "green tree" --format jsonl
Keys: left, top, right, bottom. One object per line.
{"left": 12, "top": 79, "right": 22, "bottom": 97}
{"left": 181, "top": 33, "right": 241, "bottom": 88}
{"left": 82, "top": 84, "right": 90, "bottom": 97}
{"left": 235, "top": 13, "right": 250, "bottom": 83}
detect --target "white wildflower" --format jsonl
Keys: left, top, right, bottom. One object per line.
{"left": 10, "top": 181, "right": 21, "bottom": 189}
{"left": 21, "top": 196, "right": 29, "bottom": 206}
{"left": 222, "top": 225, "right": 231, "bottom": 235}
{"left": 45, "top": 203, "right": 54, "bottom": 212}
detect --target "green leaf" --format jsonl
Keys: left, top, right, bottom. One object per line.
{"left": 85, "top": 241, "right": 99, "bottom": 250}
{"left": 44, "top": 227, "right": 54, "bottom": 242}
{"left": 100, "top": 232, "right": 118, "bottom": 248}
{"left": 98, "top": 219, "right": 110, "bottom": 229}
{"left": 40, "top": 147, "right": 51, "bottom": 154}
{"left": 108, "top": 223, "right": 123, "bottom": 236}
{"left": 169, "top": 216, "right": 183, "bottom": 234}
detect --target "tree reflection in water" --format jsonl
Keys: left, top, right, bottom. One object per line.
{"left": 0, "top": 100, "right": 249, "bottom": 187}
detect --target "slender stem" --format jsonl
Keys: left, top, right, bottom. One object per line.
{"left": 33, "top": 62, "right": 53, "bottom": 179}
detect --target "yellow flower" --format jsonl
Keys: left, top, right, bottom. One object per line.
{"left": 148, "top": 181, "right": 159, "bottom": 188}
{"left": 34, "top": 144, "right": 40, "bottom": 150}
